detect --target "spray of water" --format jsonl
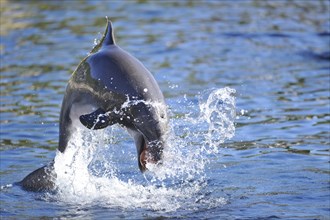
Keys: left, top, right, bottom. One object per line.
{"left": 199, "top": 87, "right": 236, "bottom": 152}
{"left": 50, "top": 87, "right": 236, "bottom": 212}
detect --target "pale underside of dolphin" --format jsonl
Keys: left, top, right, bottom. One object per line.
{"left": 18, "top": 18, "right": 168, "bottom": 192}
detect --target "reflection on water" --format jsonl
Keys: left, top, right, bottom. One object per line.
{"left": 1, "top": 0, "right": 329, "bottom": 219}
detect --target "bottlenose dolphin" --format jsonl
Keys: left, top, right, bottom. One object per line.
{"left": 18, "top": 19, "right": 168, "bottom": 192}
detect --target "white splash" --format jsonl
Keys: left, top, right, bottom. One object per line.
{"left": 199, "top": 87, "right": 236, "bottom": 153}
{"left": 51, "top": 87, "right": 236, "bottom": 212}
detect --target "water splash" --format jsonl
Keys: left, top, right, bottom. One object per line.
{"left": 0, "top": 184, "right": 13, "bottom": 191}
{"left": 50, "top": 87, "right": 236, "bottom": 212}
{"left": 199, "top": 87, "right": 236, "bottom": 153}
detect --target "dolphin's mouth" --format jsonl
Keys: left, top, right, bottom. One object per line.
{"left": 139, "top": 138, "right": 148, "bottom": 171}
{"left": 134, "top": 132, "right": 162, "bottom": 172}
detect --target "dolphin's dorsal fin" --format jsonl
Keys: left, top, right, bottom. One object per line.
{"left": 90, "top": 17, "right": 115, "bottom": 54}
{"left": 102, "top": 17, "right": 115, "bottom": 46}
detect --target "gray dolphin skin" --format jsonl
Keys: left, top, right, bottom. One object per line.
{"left": 18, "top": 19, "right": 168, "bottom": 192}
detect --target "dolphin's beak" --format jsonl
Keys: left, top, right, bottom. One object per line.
{"left": 129, "top": 127, "right": 164, "bottom": 172}
{"left": 125, "top": 103, "right": 167, "bottom": 172}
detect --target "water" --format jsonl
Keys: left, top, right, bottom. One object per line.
{"left": 1, "top": 0, "right": 329, "bottom": 219}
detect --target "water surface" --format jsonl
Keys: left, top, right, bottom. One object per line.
{"left": 1, "top": 1, "right": 329, "bottom": 219}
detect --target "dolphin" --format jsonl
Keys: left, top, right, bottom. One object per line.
{"left": 18, "top": 19, "right": 168, "bottom": 192}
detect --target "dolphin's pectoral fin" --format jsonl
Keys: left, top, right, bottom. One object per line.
{"left": 79, "top": 108, "right": 115, "bottom": 130}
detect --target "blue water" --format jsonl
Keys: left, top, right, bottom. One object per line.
{"left": 1, "top": 1, "right": 329, "bottom": 219}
